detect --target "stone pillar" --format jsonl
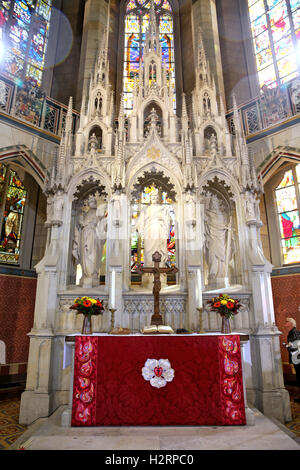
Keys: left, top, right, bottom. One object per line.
{"left": 19, "top": 221, "right": 62, "bottom": 425}
{"left": 247, "top": 221, "right": 291, "bottom": 423}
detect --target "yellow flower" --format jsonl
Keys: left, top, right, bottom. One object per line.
{"left": 221, "top": 300, "right": 227, "bottom": 305}
{"left": 90, "top": 299, "right": 97, "bottom": 304}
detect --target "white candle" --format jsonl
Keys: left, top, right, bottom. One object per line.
{"left": 111, "top": 270, "right": 116, "bottom": 309}
{"left": 197, "top": 269, "right": 202, "bottom": 308}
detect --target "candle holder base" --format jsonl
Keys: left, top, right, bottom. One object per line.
{"left": 109, "top": 308, "right": 116, "bottom": 333}
{"left": 197, "top": 307, "right": 205, "bottom": 334}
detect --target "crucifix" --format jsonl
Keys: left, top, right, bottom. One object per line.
{"left": 136, "top": 251, "right": 178, "bottom": 326}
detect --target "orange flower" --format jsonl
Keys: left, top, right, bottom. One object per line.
{"left": 96, "top": 300, "right": 102, "bottom": 307}
{"left": 213, "top": 301, "right": 221, "bottom": 308}
{"left": 83, "top": 300, "right": 92, "bottom": 307}
{"left": 227, "top": 302, "right": 234, "bottom": 309}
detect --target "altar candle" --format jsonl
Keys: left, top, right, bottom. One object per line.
{"left": 197, "top": 269, "right": 202, "bottom": 308}
{"left": 111, "top": 270, "right": 116, "bottom": 309}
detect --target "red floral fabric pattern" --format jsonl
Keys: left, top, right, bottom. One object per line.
{"left": 71, "top": 335, "right": 246, "bottom": 426}
{"left": 218, "top": 335, "right": 246, "bottom": 425}
{"left": 71, "top": 336, "right": 98, "bottom": 426}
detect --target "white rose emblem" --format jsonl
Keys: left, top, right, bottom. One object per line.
{"left": 142, "top": 359, "right": 175, "bottom": 388}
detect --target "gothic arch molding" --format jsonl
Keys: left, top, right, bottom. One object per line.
{"left": 67, "top": 169, "right": 111, "bottom": 202}
{"left": 0, "top": 145, "right": 48, "bottom": 189}
{"left": 257, "top": 146, "right": 300, "bottom": 184}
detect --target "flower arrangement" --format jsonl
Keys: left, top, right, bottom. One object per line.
{"left": 207, "top": 294, "right": 241, "bottom": 319}
{"left": 70, "top": 297, "right": 105, "bottom": 335}
{"left": 70, "top": 296, "right": 104, "bottom": 316}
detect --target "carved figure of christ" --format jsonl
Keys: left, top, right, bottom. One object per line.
{"left": 137, "top": 251, "right": 178, "bottom": 325}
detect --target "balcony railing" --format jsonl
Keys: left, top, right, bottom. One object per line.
{"left": 226, "top": 80, "right": 300, "bottom": 141}
{"left": 0, "top": 73, "right": 80, "bottom": 139}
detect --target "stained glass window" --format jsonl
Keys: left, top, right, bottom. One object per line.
{"left": 130, "top": 184, "right": 176, "bottom": 281}
{"left": 275, "top": 164, "right": 300, "bottom": 264}
{"left": 0, "top": 0, "right": 52, "bottom": 86}
{"left": 123, "top": 0, "right": 175, "bottom": 115}
{"left": 0, "top": 164, "right": 27, "bottom": 264}
{"left": 248, "top": 0, "right": 300, "bottom": 88}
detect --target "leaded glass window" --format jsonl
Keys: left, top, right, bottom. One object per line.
{"left": 275, "top": 164, "right": 300, "bottom": 264}
{"left": 248, "top": 0, "right": 300, "bottom": 87}
{"left": 0, "top": 0, "right": 52, "bottom": 86}
{"left": 124, "top": 0, "right": 175, "bottom": 115}
{"left": 0, "top": 163, "right": 27, "bottom": 264}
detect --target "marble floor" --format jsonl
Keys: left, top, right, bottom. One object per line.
{"left": 8, "top": 405, "right": 300, "bottom": 451}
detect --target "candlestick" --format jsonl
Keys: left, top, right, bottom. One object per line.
{"left": 109, "top": 308, "right": 116, "bottom": 333}
{"left": 197, "top": 268, "right": 202, "bottom": 309}
{"left": 197, "top": 307, "right": 205, "bottom": 334}
{"left": 110, "top": 269, "right": 116, "bottom": 309}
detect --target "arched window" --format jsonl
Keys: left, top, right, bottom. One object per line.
{"left": 248, "top": 0, "right": 300, "bottom": 88}
{"left": 274, "top": 163, "right": 300, "bottom": 264}
{"left": 0, "top": 0, "right": 53, "bottom": 87}
{"left": 123, "top": 0, "right": 175, "bottom": 115}
{"left": 0, "top": 164, "right": 27, "bottom": 264}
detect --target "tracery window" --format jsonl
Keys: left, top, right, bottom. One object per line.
{"left": 248, "top": 0, "right": 300, "bottom": 88}
{"left": 0, "top": 0, "right": 52, "bottom": 87}
{"left": 275, "top": 163, "right": 300, "bottom": 264}
{"left": 123, "top": 0, "right": 175, "bottom": 115}
{"left": 0, "top": 163, "right": 27, "bottom": 264}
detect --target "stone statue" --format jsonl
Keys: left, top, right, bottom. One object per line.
{"left": 73, "top": 194, "right": 107, "bottom": 288}
{"left": 136, "top": 190, "right": 172, "bottom": 288}
{"left": 204, "top": 195, "right": 233, "bottom": 286}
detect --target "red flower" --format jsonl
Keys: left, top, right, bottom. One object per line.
{"left": 83, "top": 300, "right": 92, "bottom": 307}
{"left": 227, "top": 302, "right": 234, "bottom": 309}
{"left": 96, "top": 300, "right": 102, "bottom": 307}
{"left": 213, "top": 301, "right": 221, "bottom": 308}
{"left": 74, "top": 303, "right": 79, "bottom": 308}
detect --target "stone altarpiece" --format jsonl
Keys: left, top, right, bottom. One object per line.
{"left": 20, "top": 5, "right": 291, "bottom": 426}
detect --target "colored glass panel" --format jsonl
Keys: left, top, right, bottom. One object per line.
{"left": 277, "top": 168, "right": 294, "bottom": 188}
{"left": 281, "top": 69, "right": 299, "bottom": 81}
{"left": 258, "top": 63, "right": 277, "bottom": 86}
{"left": 281, "top": 237, "right": 300, "bottom": 263}
{"left": 292, "top": 7, "right": 300, "bottom": 29}
{"left": 251, "top": 14, "right": 268, "bottom": 37}
{"left": 123, "top": 0, "right": 175, "bottom": 114}
{"left": 249, "top": 0, "right": 265, "bottom": 22}
{"left": 290, "top": 0, "right": 300, "bottom": 10}
{"left": 270, "top": 14, "right": 290, "bottom": 42}
{"left": 0, "top": 0, "right": 52, "bottom": 86}
{"left": 275, "top": 185, "right": 297, "bottom": 212}
{"left": 253, "top": 30, "right": 270, "bottom": 53}
{"left": 0, "top": 168, "right": 27, "bottom": 264}
{"left": 29, "top": 21, "right": 48, "bottom": 67}
{"left": 0, "top": 164, "right": 6, "bottom": 205}
{"left": 256, "top": 47, "right": 273, "bottom": 70}
{"left": 26, "top": 63, "right": 42, "bottom": 86}
{"left": 4, "top": 52, "right": 24, "bottom": 76}
{"left": 267, "top": 0, "right": 285, "bottom": 9}
{"left": 277, "top": 52, "right": 298, "bottom": 77}
{"left": 274, "top": 34, "right": 294, "bottom": 59}
{"left": 278, "top": 210, "right": 300, "bottom": 238}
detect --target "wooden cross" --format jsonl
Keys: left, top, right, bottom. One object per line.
{"left": 136, "top": 251, "right": 178, "bottom": 326}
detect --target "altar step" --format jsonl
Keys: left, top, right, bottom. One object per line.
{"left": 10, "top": 405, "right": 300, "bottom": 450}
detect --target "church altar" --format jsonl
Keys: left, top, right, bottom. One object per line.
{"left": 69, "top": 333, "right": 246, "bottom": 427}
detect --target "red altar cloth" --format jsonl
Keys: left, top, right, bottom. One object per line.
{"left": 71, "top": 335, "right": 246, "bottom": 426}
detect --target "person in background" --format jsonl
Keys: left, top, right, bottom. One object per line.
{"left": 284, "top": 317, "right": 300, "bottom": 403}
